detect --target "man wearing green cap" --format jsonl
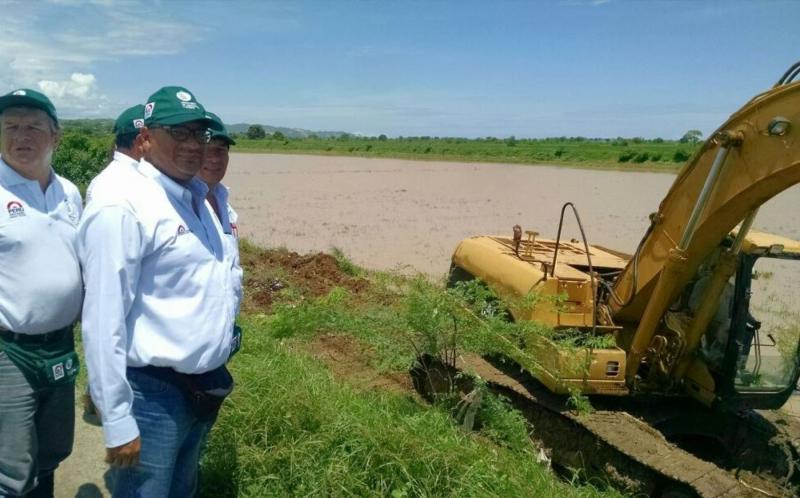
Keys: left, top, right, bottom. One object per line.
{"left": 85, "top": 104, "right": 145, "bottom": 202}
{"left": 0, "top": 89, "right": 83, "bottom": 498}
{"left": 79, "top": 86, "right": 241, "bottom": 498}
{"left": 199, "top": 112, "right": 244, "bottom": 354}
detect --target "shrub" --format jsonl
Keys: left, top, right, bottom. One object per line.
{"left": 673, "top": 149, "right": 691, "bottom": 162}
{"left": 246, "top": 125, "right": 266, "bottom": 139}
{"left": 53, "top": 131, "right": 112, "bottom": 190}
{"left": 632, "top": 152, "right": 650, "bottom": 163}
{"left": 617, "top": 150, "right": 635, "bottom": 163}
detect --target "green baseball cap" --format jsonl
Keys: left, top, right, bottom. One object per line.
{"left": 143, "top": 86, "right": 215, "bottom": 128}
{"left": 0, "top": 88, "right": 58, "bottom": 126}
{"left": 113, "top": 104, "right": 145, "bottom": 135}
{"left": 205, "top": 112, "right": 236, "bottom": 146}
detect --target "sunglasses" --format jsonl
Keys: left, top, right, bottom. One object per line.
{"left": 151, "top": 125, "right": 211, "bottom": 144}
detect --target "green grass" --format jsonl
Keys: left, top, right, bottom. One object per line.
{"left": 201, "top": 314, "right": 621, "bottom": 498}
{"left": 71, "top": 240, "right": 623, "bottom": 497}
{"left": 232, "top": 135, "right": 701, "bottom": 172}
{"left": 198, "top": 243, "right": 624, "bottom": 497}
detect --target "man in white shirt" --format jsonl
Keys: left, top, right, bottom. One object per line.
{"left": 199, "top": 112, "right": 243, "bottom": 317}
{"left": 83, "top": 104, "right": 145, "bottom": 423}
{"left": 79, "top": 86, "right": 240, "bottom": 498}
{"left": 0, "top": 89, "right": 83, "bottom": 498}
{"left": 85, "top": 104, "right": 144, "bottom": 202}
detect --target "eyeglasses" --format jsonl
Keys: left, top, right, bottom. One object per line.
{"left": 152, "top": 125, "right": 211, "bottom": 144}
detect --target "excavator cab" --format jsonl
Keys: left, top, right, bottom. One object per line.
{"left": 713, "top": 232, "right": 800, "bottom": 410}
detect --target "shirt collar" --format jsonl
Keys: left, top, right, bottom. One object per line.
{"left": 113, "top": 150, "right": 139, "bottom": 167}
{"left": 138, "top": 159, "right": 209, "bottom": 202}
{"left": 0, "top": 156, "right": 46, "bottom": 187}
{"left": 210, "top": 183, "right": 229, "bottom": 204}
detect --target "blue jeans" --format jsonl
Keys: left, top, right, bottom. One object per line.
{"left": 112, "top": 368, "right": 215, "bottom": 498}
{"left": 0, "top": 351, "right": 74, "bottom": 497}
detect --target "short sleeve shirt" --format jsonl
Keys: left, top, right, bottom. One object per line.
{"left": 0, "top": 157, "right": 83, "bottom": 334}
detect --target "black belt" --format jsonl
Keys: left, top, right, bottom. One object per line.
{"left": 0, "top": 325, "right": 72, "bottom": 345}
{"left": 129, "top": 364, "right": 184, "bottom": 381}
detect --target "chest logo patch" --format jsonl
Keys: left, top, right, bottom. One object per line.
{"left": 7, "top": 200, "right": 25, "bottom": 219}
{"left": 176, "top": 224, "right": 189, "bottom": 236}
{"left": 64, "top": 200, "right": 78, "bottom": 224}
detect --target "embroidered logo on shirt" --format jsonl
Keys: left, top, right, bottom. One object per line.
{"left": 7, "top": 200, "right": 25, "bottom": 218}
{"left": 64, "top": 200, "right": 78, "bottom": 225}
{"left": 230, "top": 222, "right": 239, "bottom": 238}
{"left": 176, "top": 224, "right": 190, "bottom": 236}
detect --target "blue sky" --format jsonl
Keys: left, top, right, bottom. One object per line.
{"left": 2, "top": 0, "right": 799, "bottom": 139}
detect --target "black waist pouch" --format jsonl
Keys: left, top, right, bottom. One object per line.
{"left": 177, "top": 365, "right": 234, "bottom": 421}
{"left": 135, "top": 364, "right": 234, "bottom": 422}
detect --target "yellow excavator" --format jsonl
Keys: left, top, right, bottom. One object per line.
{"left": 447, "top": 62, "right": 800, "bottom": 497}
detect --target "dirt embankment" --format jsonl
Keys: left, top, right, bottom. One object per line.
{"left": 241, "top": 244, "right": 411, "bottom": 394}
{"left": 240, "top": 244, "right": 368, "bottom": 313}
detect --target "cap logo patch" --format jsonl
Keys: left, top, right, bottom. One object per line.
{"left": 144, "top": 102, "right": 155, "bottom": 119}
{"left": 176, "top": 91, "right": 192, "bottom": 102}
{"left": 7, "top": 200, "right": 25, "bottom": 218}
{"left": 180, "top": 101, "right": 199, "bottom": 110}
{"left": 133, "top": 118, "right": 144, "bottom": 128}
{"left": 12, "top": 89, "right": 26, "bottom": 96}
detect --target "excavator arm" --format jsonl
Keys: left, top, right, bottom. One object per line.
{"left": 609, "top": 68, "right": 800, "bottom": 382}
{"left": 612, "top": 78, "right": 800, "bottom": 321}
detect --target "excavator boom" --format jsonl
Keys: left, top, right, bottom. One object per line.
{"left": 611, "top": 80, "right": 800, "bottom": 323}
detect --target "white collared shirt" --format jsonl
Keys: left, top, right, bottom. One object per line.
{"left": 85, "top": 150, "right": 139, "bottom": 203}
{"left": 78, "top": 159, "right": 239, "bottom": 448}
{"left": 207, "top": 183, "right": 243, "bottom": 315}
{"left": 0, "top": 157, "right": 82, "bottom": 334}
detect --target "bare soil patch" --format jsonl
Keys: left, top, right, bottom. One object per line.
{"left": 303, "top": 334, "right": 413, "bottom": 394}
{"left": 241, "top": 245, "right": 369, "bottom": 313}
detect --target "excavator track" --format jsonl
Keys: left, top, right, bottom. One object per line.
{"left": 431, "top": 354, "right": 797, "bottom": 497}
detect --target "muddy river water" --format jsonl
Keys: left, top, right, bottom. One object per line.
{"left": 226, "top": 153, "right": 800, "bottom": 277}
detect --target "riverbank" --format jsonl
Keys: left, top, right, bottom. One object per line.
{"left": 232, "top": 146, "right": 687, "bottom": 173}
{"left": 231, "top": 136, "right": 701, "bottom": 174}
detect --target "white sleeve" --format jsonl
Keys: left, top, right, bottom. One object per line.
{"left": 228, "top": 203, "right": 243, "bottom": 315}
{"left": 78, "top": 204, "right": 145, "bottom": 448}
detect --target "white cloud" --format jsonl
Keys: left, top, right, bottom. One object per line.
{"left": 0, "top": 0, "right": 206, "bottom": 116}
{"left": 37, "top": 73, "right": 107, "bottom": 115}
{"left": 39, "top": 73, "right": 97, "bottom": 99}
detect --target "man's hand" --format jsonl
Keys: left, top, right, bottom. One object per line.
{"left": 106, "top": 437, "right": 141, "bottom": 467}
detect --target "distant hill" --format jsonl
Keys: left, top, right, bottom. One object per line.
{"left": 227, "top": 123, "right": 349, "bottom": 139}
{"left": 61, "top": 118, "right": 349, "bottom": 139}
